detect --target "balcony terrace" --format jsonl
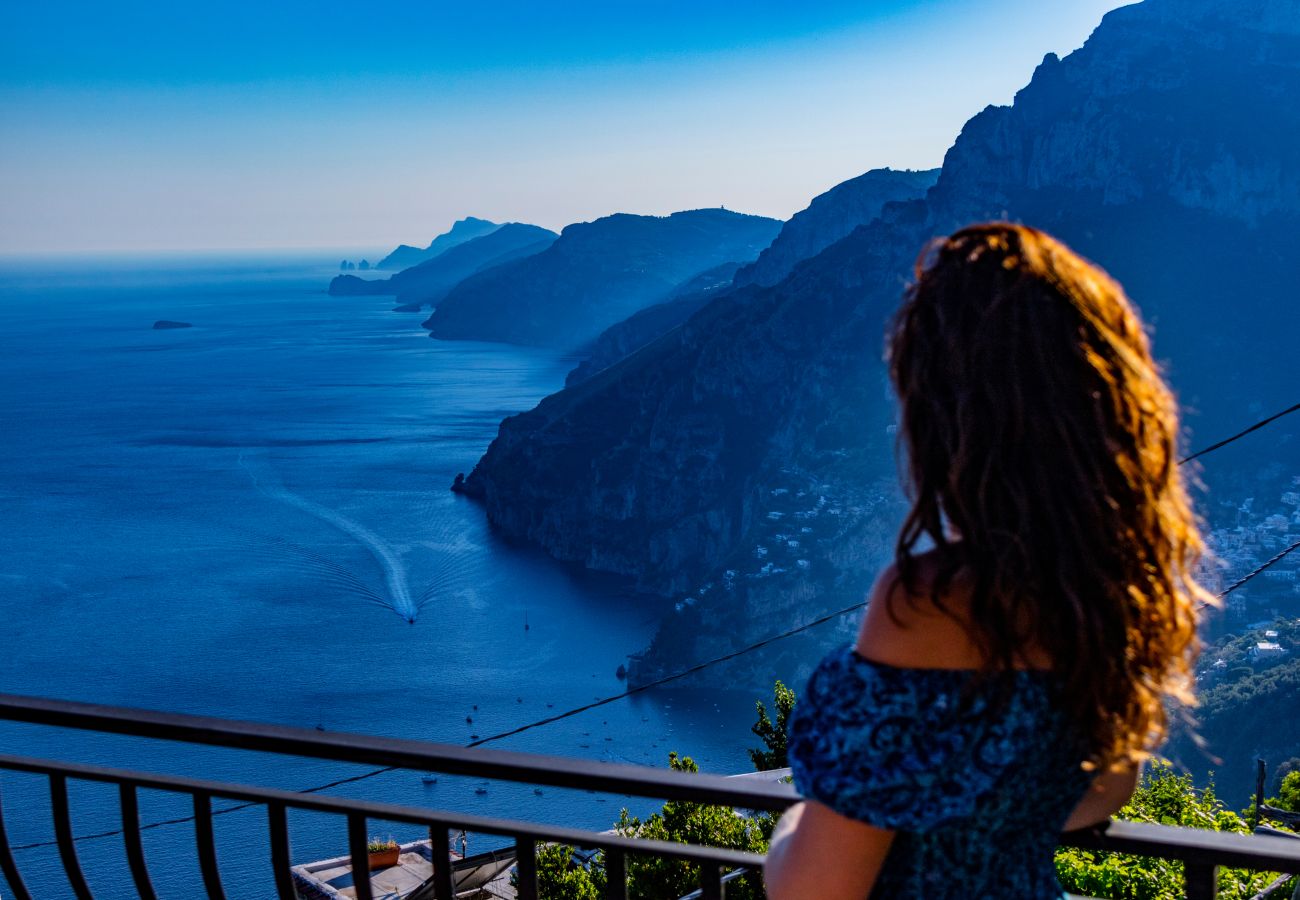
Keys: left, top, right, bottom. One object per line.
{"left": 1, "top": 694, "right": 1298, "bottom": 899}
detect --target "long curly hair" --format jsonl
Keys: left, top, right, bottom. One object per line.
{"left": 886, "top": 222, "right": 1213, "bottom": 770}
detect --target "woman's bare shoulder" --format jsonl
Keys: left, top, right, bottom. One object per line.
{"left": 854, "top": 553, "right": 985, "bottom": 670}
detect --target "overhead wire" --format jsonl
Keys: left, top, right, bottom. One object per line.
{"left": 10, "top": 399, "right": 1299, "bottom": 851}
{"left": 1180, "top": 402, "right": 1299, "bottom": 464}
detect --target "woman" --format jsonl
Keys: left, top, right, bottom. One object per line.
{"left": 764, "top": 224, "right": 1211, "bottom": 898}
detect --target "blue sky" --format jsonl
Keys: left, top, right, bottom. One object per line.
{"left": 1, "top": 0, "right": 1127, "bottom": 254}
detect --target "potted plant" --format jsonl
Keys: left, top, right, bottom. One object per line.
{"left": 366, "top": 837, "right": 400, "bottom": 869}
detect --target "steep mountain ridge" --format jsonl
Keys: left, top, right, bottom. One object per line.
{"left": 564, "top": 261, "right": 742, "bottom": 386}
{"left": 422, "top": 208, "right": 782, "bottom": 349}
{"left": 733, "top": 167, "right": 938, "bottom": 288}
{"left": 459, "top": 0, "right": 1300, "bottom": 693}
{"left": 376, "top": 217, "right": 501, "bottom": 270}
{"left": 329, "top": 223, "right": 557, "bottom": 307}
{"left": 566, "top": 168, "right": 940, "bottom": 386}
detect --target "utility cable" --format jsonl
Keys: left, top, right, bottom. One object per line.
{"left": 12, "top": 541, "right": 1297, "bottom": 853}
{"left": 1180, "top": 402, "right": 1299, "bottom": 464}
{"left": 1217, "top": 539, "right": 1300, "bottom": 599}
{"left": 9, "top": 403, "right": 1300, "bottom": 851}
{"left": 8, "top": 599, "right": 866, "bottom": 852}
{"left": 463, "top": 599, "right": 868, "bottom": 749}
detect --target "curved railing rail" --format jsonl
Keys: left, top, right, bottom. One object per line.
{"left": 0, "top": 693, "right": 1297, "bottom": 899}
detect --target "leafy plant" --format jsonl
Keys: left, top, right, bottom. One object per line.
{"left": 611, "top": 752, "right": 772, "bottom": 900}
{"left": 517, "top": 843, "right": 605, "bottom": 900}
{"left": 1269, "top": 768, "right": 1300, "bottom": 813}
{"left": 532, "top": 686, "right": 1295, "bottom": 900}
{"left": 366, "top": 836, "right": 398, "bottom": 853}
{"left": 748, "top": 680, "right": 796, "bottom": 771}
{"left": 1055, "top": 762, "right": 1294, "bottom": 899}
{"left": 529, "top": 753, "right": 772, "bottom": 900}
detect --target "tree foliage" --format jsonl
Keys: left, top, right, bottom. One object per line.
{"left": 1055, "top": 762, "right": 1295, "bottom": 899}
{"left": 1170, "top": 620, "right": 1300, "bottom": 802}
{"left": 533, "top": 685, "right": 1297, "bottom": 900}
{"left": 612, "top": 753, "right": 772, "bottom": 900}
{"left": 1272, "top": 769, "right": 1300, "bottom": 813}
{"left": 524, "top": 843, "right": 605, "bottom": 900}
{"left": 748, "top": 680, "right": 796, "bottom": 771}
{"left": 529, "top": 753, "right": 771, "bottom": 900}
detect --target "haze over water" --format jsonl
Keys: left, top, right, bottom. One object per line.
{"left": 0, "top": 257, "right": 759, "bottom": 898}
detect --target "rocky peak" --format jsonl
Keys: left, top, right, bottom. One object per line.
{"left": 733, "top": 168, "right": 938, "bottom": 288}
{"left": 376, "top": 217, "right": 502, "bottom": 271}
{"left": 927, "top": 0, "right": 1300, "bottom": 226}
{"left": 457, "top": 0, "right": 1300, "bottom": 689}
{"left": 424, "top": 208, "right": 781, "bottom": 348}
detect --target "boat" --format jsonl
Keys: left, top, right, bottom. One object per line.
{"left": 421, "top": 774, "right": 438, "bottom": 784}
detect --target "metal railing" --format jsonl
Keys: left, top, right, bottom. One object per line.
{"left": 1, "top": 693, "right": 1298, "bottom": 899}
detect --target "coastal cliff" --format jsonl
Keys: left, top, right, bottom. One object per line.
{"left": 423, "top": 208, "right": 782, "bottom": 349}
{"left": 375, "top": 217, "right": 501, "bottom": 270}
{"left": 564, "top": 261, "right": 741, "bottom": 387}
{"left": 732, "top": 167, "right": 938, "bottom": 289}
{"left": 460, "top": 0, "right": 1300, "bottom": 687}
{"left": 341, "top": 224, "right": 557, "bottom": 304}
{"left": 567, "top": 168, "right": 939, "bottom": 386}
{"left": 329, "top": 223, "right": 555, "bottom": 303}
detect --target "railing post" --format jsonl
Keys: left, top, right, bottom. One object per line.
{"left": 345, "top": 813, "right": 374, "bottom": 900}
{"left": 429, "top": 824, "right": 454, "bottom": 900}
{"left": 119, "top": 783, "right": 158, "bottom": 900}
{"left": 192, "top": 792, "right": 228, "bottom": 900}
{"left": 604, "top": 847, "right": 627, "bottom": 900}
{"left": 0, "top": 782, "right": 33, "bottom": 900}
{"left": 515, "top": 835, "right": 537, "bottom": 900}
{"left": 1185, "top": 860, "right": 1218, "bottom": 900}
{"left": 16, "top": 695, "right": 1300, "bottom": 900}
{"left": 700, "top": 861, "right": 722, "bottom": 900}
{"left": 48, "top": 774, "right": 93, "bottom": 900}
{"left": 1253, "top": 758, "right": 1267, "bottom": 830}
{"left": 267, "top": 802, "right": 298, "bottom": 900}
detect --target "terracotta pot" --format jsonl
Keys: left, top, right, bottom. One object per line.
{"left": 367, "top": 846, "right": 400, "bottom": 869}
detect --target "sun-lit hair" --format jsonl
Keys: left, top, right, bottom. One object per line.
{"left": 886, "top": 222, "right": 1214, "bottom": 770}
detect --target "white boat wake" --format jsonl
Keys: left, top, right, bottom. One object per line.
{"left": 238, "top": 453, "right": 419, "bottom": 622}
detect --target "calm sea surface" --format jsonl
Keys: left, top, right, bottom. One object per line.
{"left": 0, "top": 256, "right": 760, "bottom": 898}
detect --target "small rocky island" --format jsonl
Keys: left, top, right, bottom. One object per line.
{"left": 152, "top": 320, "right": 192, "bottom": 329}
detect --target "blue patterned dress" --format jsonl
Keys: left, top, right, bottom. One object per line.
{"left": 787, "top": 645, "right": 1094, "bottom": 898}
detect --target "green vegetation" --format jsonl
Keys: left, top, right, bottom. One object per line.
{"left": 366, "top": 836, "right": 398, "bottom": 853}
{"left": 1270, "top": 767, "right": 1300, "bottom": 813}
{"left": 529, "top": 844, "right": 605, "bottom": 900}
{"left": 1055, "top": 763, "right": 1295, "bottom": 900}
{"left": 748, "top": 680, "right": 795, "bottom": 771}
{"left": 530, "top": 683, "right": 1296, "bottom": 899}
{"left": 1200, "top": 619, "right": 1300, "bottom": 679}
{"left": 1169, "top": 620, "right": 1300, "bottom": 802}
{"left": 525, "top": 752, "right": 772, "bottom": 900}
{"left": 528, "top": 683, "right": 795, "bottom": 899}
{"left": 1199, "top": 657, "right": 1300, "bottom": 727}
{"left": 608, "top": 753, "right": 772, "bottom": 900}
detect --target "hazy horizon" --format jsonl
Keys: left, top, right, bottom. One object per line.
{"left": 2, "top": 0, "right": 1127, "bottom": 255}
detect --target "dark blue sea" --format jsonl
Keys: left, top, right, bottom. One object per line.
{"left": 0, "top": 255, "right": 760, "bottom": 898}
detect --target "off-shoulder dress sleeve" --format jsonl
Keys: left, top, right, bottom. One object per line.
{"left": 787, "top": 646, "right": 1041, "bottom": 831}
